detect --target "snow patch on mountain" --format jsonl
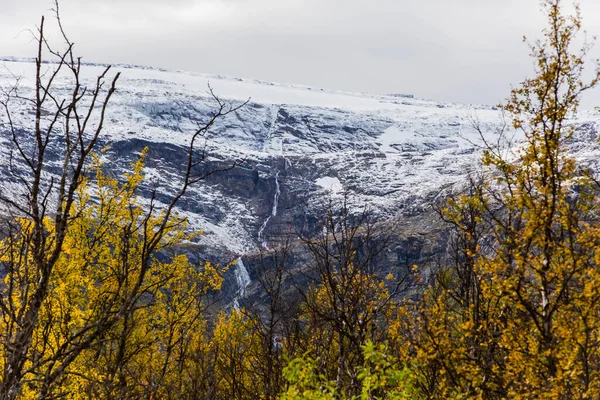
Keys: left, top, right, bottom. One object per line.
{"left": 315, "top": 177, "right": 343, "bottom": 194}
{"left": 1, "top": 59, "right": 599, "bottom": 257}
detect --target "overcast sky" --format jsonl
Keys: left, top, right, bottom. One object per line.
{"left": 2, "top": 0, "right": 600, "bottom": 108}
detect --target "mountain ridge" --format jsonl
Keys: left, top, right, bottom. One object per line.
{"left": 2, "top": 58, "right": 600, "bottom": 305}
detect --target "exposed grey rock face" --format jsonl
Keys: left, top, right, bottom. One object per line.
{"left": 2, "top": 59, "right": 600, "bottom": 305}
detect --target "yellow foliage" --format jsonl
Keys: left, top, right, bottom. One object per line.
{"left": 210, "top": 309, "right": 264, "bottom": 399}
{"left": 399, "top": 1, "right": 600, "bottom": 398}
{"left": 0, "top": 150, "right": 225, "bottom": 398}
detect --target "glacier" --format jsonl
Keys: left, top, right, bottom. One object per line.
{"left": 2, "top": 57, "right": 600, "bottom": 266}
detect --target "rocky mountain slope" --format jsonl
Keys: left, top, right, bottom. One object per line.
{"left": 2, "top": 58, "right": 600, "bottom": 305}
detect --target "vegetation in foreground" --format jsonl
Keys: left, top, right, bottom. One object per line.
{"left": 0, "top": 0, "right": 600, "bottom": 398}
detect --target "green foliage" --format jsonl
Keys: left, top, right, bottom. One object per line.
{"left": 281, "top": 356, "right": 337, "bottom": 400}
{"left": 282, "top": 342, "right": 416, "bottom": 400}
{"left": 358, "top": 341, "right": 416, "bottom": 400}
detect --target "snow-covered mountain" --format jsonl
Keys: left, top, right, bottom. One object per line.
{"left": 2, "top": 58, "right": 600, "bottom": 302}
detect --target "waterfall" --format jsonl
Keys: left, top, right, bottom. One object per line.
{"left": 232, "top": 257, "right": 251, "bottom": 311}
{"left": 257, "top": 171, "right": 281, "bottom": 249}
{"left": 262, "top": 105, "right": 280, "bottom": 152}
{"left": 271, "top": 171, "right": 281, "bottom": 217}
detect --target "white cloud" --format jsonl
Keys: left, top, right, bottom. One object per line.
{"left": 1, "top": 0, "right": 600, "bottom": 108}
